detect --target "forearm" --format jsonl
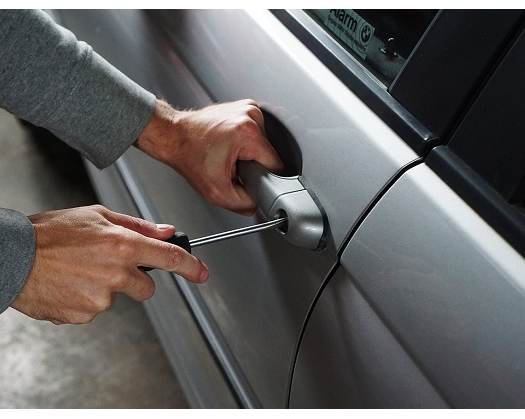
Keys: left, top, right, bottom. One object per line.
{"left": 0, "top": 209, "right": 36, "bottom": 314}
{"left": 0, "top": 10, "right": 156, "bottom": 168}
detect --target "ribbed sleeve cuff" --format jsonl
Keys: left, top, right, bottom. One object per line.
{"left": 0, "top": 209, "right": 36, "bottom": 314}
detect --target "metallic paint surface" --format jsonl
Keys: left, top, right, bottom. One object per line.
{"left": 290, "top": 267, "right": 447, "bottom": 408}
{"left": 337, "top": 164, "right": 525, "bottom": 407}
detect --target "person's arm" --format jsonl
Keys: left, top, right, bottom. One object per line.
{"left": 0, "top": 9, "right": 156, "bottom": 314}
{"left": 0, "top": 10, "right": 283, "bottom": 321}
{"left": 0, "top": 10, "right": 155, "bottom": 167}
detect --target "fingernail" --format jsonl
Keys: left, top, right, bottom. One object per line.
{"left": 156, "top": 223, "right": 173, "bottom": 230}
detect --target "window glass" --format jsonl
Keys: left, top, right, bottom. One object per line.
{"left": 308, "top": 9, "right": 437, "bottom": 85}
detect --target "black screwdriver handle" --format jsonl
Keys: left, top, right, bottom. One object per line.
{"left": 165, "top": 231, "right": 192, "bottom": 254}
{"left": 141, "top": 232, "right": 192, "bottom": 272}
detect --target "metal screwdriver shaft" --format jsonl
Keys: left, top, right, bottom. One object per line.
{"left": 143, "top": 218, "right": 287, "bottom": 271}
{"left": 189, "top": 217, "right": 287, "bottom": 248}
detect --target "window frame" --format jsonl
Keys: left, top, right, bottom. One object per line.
{"left": 428, "top": 22, "right": 525, "bottom": 257}
{"left": 272, "top": 10, "right": 523, "bottom": 156}
{"left": 273, "top": 9, "right": 434, "bottom": 155}
{"left": 390, "top": 10, "right": 523, "bottom": 141}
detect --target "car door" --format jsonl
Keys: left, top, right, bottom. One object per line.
{"left": 56, "top": 9, "right": 523, "bottom": 407}
{"left": 56, "top": 9, "right": 425, "bottom": 407}
{"left": 290, "top": 17, "right": 525, "bottom": 408}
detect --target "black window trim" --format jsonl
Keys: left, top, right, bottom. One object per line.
{"left": 428, "top": 147, "right": 525, "bottom": 257}
{"left": 272, "top": 9, "right": 523, "bottom": 157}
{"left": 428, "top": 20, "right": 525, "bottom": 257}
{"left": 390, "top": 10, "right": 524, "bottom": 142}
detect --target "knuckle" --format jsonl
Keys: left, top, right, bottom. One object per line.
{"left": 204, "top": 186, "right": 223, "bottom": 206}
{"left": 239, "top": 117, "right": 258, "bottom": 130}
{"left": 116, "top": 241, "right": 134, "bottom": 258}
{"left": 94, "top": 296, "right": 112, "bottom": 312}
{"left": 90, "top": 204, "right": 108, "bottom": 215}
{"left": 246, "top": 105, "right": 262, "bottom": 117}
{"left": 242, "top": 98, "right": 258, "bottom": 106}
{"left": 108, "top": 270, "right": 129, "bottom": 289}
{"left": 103, "top": 228, "right": 121, "bottom": 246}
{"left": 110, "top": 231, "right": 135, "bottom": 258}
{"left": 166, "top": 247, "right": 184, "bottom": 268}
{"left": 129, "top": 216, "right": 148, "bottom": 231}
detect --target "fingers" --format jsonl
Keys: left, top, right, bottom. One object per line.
{"left": 119, "top": 270, "right": 156, "bottom": 302}
{"left": 235, "top": 104, "right": 284, "bottom": 174}
{"left": 246, "top": 104, "right": 265, "bottom": 132}
{"left": 240, "top": 129, "right": 284, "bottom": 174}
{"left": 95, "top": 206, "right": 208, "bottom": 283}
{"left": 101, "top": 207, "right": 175, "bottom": 240}
{"left": 134, "top": 234, "right": 209, "bottom": 283}
{"left": 200, "top": 180, "right": 255, "bottom": 215}
{"left": 220, "top": 181, "right": 256, "bottom": 215}
{"left": 252, "top": 138, "right": 284, "bottom": 173}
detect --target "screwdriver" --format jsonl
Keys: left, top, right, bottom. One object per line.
{"left": 142, "top": 218, "right": 286, "bottom": 271}
{"left": 164, "top": 217, "right": 287, "bottom": 254}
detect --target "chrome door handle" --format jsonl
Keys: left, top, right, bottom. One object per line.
{"left": 238, "top": 161, "right": 326, "bottom": 250}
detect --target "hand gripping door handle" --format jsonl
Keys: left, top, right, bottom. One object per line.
{"left": 237, "top": 161, "right": 326, "bottom": 250}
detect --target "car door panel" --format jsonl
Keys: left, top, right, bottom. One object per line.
{"left": 59, "top": 10, "right": 419, "bottom": 407}
{"left": 289, "top": 265, "right": 447, "bottom": 408}
{"left": 292, "top": 163, "right": 525, "bottom": 407}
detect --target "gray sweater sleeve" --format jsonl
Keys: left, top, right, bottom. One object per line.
{"left": 0, "top": 10, "right": 157, "bottom": 313}
{"left": 0, "top": 10, "right": 156, "bottom": 167}
{"left": 0, "top": 210, "right": 36, "bottom": 313}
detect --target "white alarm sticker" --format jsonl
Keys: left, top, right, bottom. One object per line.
{"left": 317, "top": 9, "right": 375, "bottom": 60}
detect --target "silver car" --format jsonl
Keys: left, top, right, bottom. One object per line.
{"left": 52, "top": 9, "right": 525, "bottom": 408}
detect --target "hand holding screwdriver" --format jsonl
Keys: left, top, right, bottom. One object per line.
{"left": 142, "top": 218, "right": 287, "bottom": 271}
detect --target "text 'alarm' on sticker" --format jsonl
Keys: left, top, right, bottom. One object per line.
{"left": 317, "top": 9, "right": 375, "bottom": 60}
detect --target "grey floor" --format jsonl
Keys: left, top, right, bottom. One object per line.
{"left": 0, "top": 109, "right": 189, "bottom": 408}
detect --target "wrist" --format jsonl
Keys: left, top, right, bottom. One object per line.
{"left": 136, "top": 100, "right": 187, "bottom": 165}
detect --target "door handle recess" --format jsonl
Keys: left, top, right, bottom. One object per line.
{"left": 238, "top": 161, "right": 326, "bottom": 250}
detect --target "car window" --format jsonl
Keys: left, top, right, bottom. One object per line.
{"left": 307, "top": 9, "right": 437, "bottom": 86}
